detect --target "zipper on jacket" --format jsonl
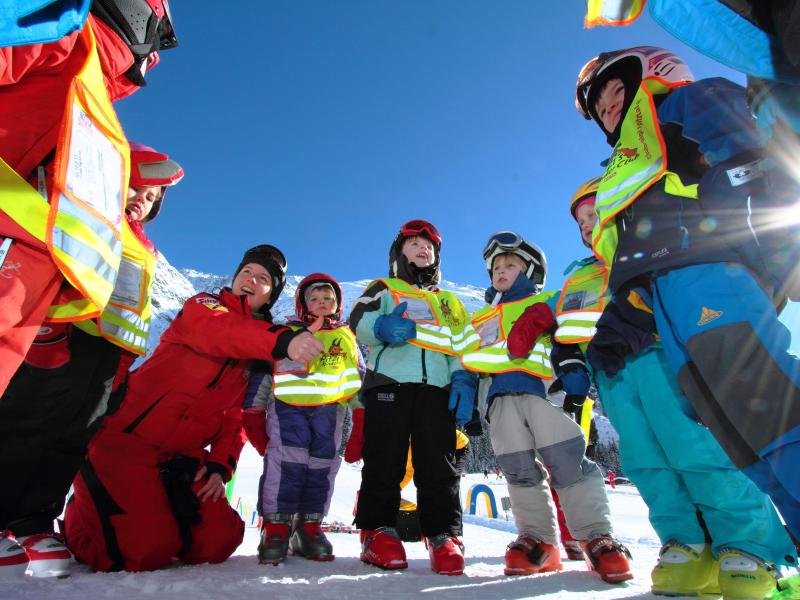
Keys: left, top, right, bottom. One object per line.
{"left": 207, "top": 358, "right": 234, "bottom": 389}
{"left": 122, "top": 393, "right": 167, "bottom": 434}
{"left": 420, "top": 349, "right": 428, "bottom": 385}
{"left": 373, "top": 345, "right": 387, "bottom": 374}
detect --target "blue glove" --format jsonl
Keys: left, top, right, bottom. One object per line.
{"left": 557, "top": 368, "right": 591, "bottom": 397}
{"left": 374, "top": 302, "right": 416, "bottom": 345}
{"left": 448, "top": 370, "right": 478, "bottom": 425}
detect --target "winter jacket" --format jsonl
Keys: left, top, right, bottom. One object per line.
{"left": 98, "top": 288, "right": 296, "bottom": 481}
{"left": 607, "top": 77, "right": 769, "bottom": 291}
{"left": 0, "top": 15, "right": 139, "bottom": 186}
{"left": 485, "top": 274, "right": 589, "bottom": 402}
{"left": 349, "top": 280, "right": 463, "bottom": 391}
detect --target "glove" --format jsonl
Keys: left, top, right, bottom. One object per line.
{"left": 242, "top": 408, "right": 269, "bottom": 456}
{"left": 448, "top": 370, "right": 478, "bottom": 425}
{"left": 344, "top": 407, "right": 365, "bottom": 463}
{"left": 507, "top": 303, "right": 555, "bottom": 358}
{"left": 374, "top": 302, "right": 417, "bottom": 345}
{"left": 562, "top": 395, "right": 586, "bottom": 421}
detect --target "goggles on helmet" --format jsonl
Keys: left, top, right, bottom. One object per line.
{"left": 249, "top": 244, "right": 287, "bottom": 274}
{"left": 483, "top": 231, "right": 546, "bottom": 283}
{"left": 400, "top": 219, "right": 442, "bottom": 246}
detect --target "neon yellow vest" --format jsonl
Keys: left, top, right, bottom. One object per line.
{"left": 379, "top": 278, "right": 480, "bottom": 356}
{"left": 0, "top": 23, "right": 129, "bottom": 322}
{"left": 592, "top": 77, "right": 698, "bottom": 268}
{"left": 460, "top": 291, "right": 557, "bottom": 378}
{"left": 273, "top": 325, "right": 362, "bottom": 406}
{"left": 584, "top": 0, "right": 645, "bottom": 28}
{"left": 72, "top": 219, "right": 158, "bottom": 355}
{"left": 555, "top": 259, "right": 609, "bottom": 345}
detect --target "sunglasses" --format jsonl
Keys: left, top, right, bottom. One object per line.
{"left": 400, "top": 219, "right": 442, "bottom": 245}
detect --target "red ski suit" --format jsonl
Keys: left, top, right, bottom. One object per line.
{"left": 0, "top": 15, "right": 141, "bottom": 395}
{"left": 64, "top": 289, "right": 295, "bottom": 572}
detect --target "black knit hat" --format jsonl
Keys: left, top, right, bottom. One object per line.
{"left": 233, "top": 245, "right": 287, "bottom": 311}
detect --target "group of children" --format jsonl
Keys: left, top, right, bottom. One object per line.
{"left": 1, "top": 3, "right": 798, "bottom": 598}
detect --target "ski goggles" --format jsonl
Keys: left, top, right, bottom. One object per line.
{"left": 244, "top": 244, "right": 287, "bottom": 274}
{"left": 482, "top": 231, "right": 542, "bottom": 271}
{"left": 400, "top": 219, "right": 442, "bottom": 245}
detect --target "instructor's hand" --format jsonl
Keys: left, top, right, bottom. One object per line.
{"left": 287, "top": 325, "right": 324, "bottom": 363}
{"left": 194, "top": 466, "right": 225, "bottom": 503}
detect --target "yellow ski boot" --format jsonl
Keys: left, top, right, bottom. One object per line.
{"left": 651, "top": 541, "right": 721, "bottom": 596}
{"left": 718, "top": 548, "right": 779, "bottom": 600}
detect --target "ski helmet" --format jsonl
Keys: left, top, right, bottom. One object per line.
{"left": 483, "top": 231, "right": 547, "bottom": 289}
{"left": 233, "top": 244, "right": 287, "bottom": 312}
{"left": 129, "top": 142, "right": 184, "bottom": 222}
{"left": 575, "top": 46, "right": 693, "bottom": 139}
{"left": 91, "top": 0, "right": 178, "bottom": 85}
{"left": 295, "top": 273, "right": 343, "bottom": 321}
{"left": 570, "top": 176, "right": 601, "bottom": 219}
{"left": 389, "top": 219, "right": 442, "bottom": 288}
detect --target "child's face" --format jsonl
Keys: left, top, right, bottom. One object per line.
{"left": 232, "top": 262, "right": 273, "bottom": 314}
{"left": 594, "top": 77, "right": 625, "bottom": 133}
{"left": 491, "top": 254, "right": 526, "bottom": 292}
{"left": 401, "top": 236, "right": 435, "bottom": 268}
{"left": 306, "top": 287, "right": 338, "bottom": 318}
{"left": 575, "top": 200, "right": 597, "bottom": 245}
{"left": 126, "top": 185, "right": 161, "bottom": 222}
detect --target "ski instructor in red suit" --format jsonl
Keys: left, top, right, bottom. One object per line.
{"left": 64, "top": 245, "right": 324, "bottom": 572}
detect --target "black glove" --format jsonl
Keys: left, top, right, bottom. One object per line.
{"left": 562, "top": 394, "right": 586, "bottom": 421}
{"left": 464, "top": 406, "right": 483, "bottom": 437}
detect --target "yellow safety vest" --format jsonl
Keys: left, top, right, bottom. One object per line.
{"left": 460, "top": 292, "right": 556, "bottom": 378}
{"left": 273, "top": 325, "right": 362, "bottom": 406}
{"left": 0, "top": 23, "right": 129, "bottom": 322}
{"left": 554, "top": 259, "right": 610, "bottom": 345}
{"left": 72, "top": 219, "right": 158, "bottom": 355}
{"left": 379, "top": 278, "right": 480, "bottom": 357}
{"left": 592, "top": 77, "right": 698, "bottom": 268}
{"left": 584, "top": 0, "right": 646, "bottom": 28}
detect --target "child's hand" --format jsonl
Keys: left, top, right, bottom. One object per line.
{"left": 287, "top": 331, "right": 324, "bottom": 363}
{"left": 344, "top": 408, "right": 365, "bottom": 463}
{"left": 307, "top": 314, "right": 325, "bottom": 333}
{"left": 374, "top": 302, "right": 417, "bottom": 345}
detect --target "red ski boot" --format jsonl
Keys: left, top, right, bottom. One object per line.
{"left": 360, "top": 527, "right": 408, "bottom": 570}
{"left": 425, "top": 534, "right": 465, "bottom": 576}
{"left": 504, "top": 535, "right": 562, "bottom": 576}
{"left": 581, "top": 535, "right": 633, "bottom": 583}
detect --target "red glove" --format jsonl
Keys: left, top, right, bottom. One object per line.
{"left": 344, "top": 408, "right": 365, "bottom": 463}
{"left": 242, "top": 409, "right": 269, "bottom": 456}
{"left": 507, "top": 303, "right": 556, "bottom": 358}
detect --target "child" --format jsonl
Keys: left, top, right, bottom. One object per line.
{"left": 344, "top": 219, "right": 479, "bottom": 576}
{"left": 575, "top": 45, "right": 800, "bottom": 548}
{"left": 0, "top": 143, "right": 183, "bottom": 578}
{"left": 461, "top": 232, "right": 632, "bottom": 583}
{"left": 557, "top": 177, "right": 797, "bottom": 597}
{"left": 62, "top": 245, "right": 323, "bottom": 572}
{"left": 243, "top": 272, "right": 363, "bottom": 565}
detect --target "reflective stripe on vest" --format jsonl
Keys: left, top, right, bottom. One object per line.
{"left": 584, "top": 0, "right": 645, "bottom": 28}
{"left": 554, "top": 259, "right": 610, "bottom": 344}
{"left": 592, "top": 77, "right": 697, "bottom": 267}
{"left": 0, "top": 23, "right": 131, "bottom": 322}
{"left": 273, "top": 325, "right": 362, "bottom": 406}
{"left": 73, "top": 218, "right": 157, "bottom": 354}
{"left": 460, "top": 291, "right": 556, "bottom": 378}
{"left": 378, "top": 278, "right": 480, "bottom": 356}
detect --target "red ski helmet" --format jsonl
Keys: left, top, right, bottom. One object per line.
{"left": 129, "top": 142, "right": 184, "bottom": 222}
{"left": 295, "top": 273, "right": 343, "bottom": 321}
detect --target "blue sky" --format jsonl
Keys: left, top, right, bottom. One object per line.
{"left": 116, "top": 2, "right": 743, "bottom": 290}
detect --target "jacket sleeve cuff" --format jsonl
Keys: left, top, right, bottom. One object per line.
{"left": 272, "top": 328, "right": 304, "bottom": 360}
{"left": 205, "top": 461, "right": 233, "bottom": 483}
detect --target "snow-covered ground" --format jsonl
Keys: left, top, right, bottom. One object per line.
{"left": 10, "top": 444, "right": 675, "bottom": 600}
